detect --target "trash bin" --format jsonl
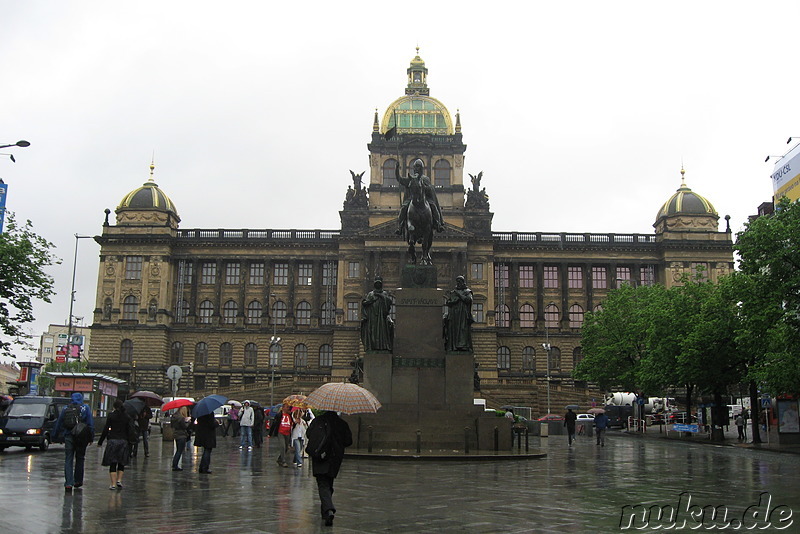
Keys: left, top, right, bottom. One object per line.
{"left": 540, "top": 421, "right": 549, "bottom": 437}
{"left": 161, "top": 421, "right": 174, "bottom": 441}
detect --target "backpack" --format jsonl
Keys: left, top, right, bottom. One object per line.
{"left": 306, "top": 417, "right": 332, "bottom": 461}
{"left": 63, "top": 404, "right": 82, "bottom": 430}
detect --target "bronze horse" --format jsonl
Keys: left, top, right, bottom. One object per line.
{"left": 406, "top": 173, "right": 434, "bottom": 265}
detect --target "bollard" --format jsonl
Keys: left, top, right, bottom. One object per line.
{"left": 517, "top": 427, "right": 522, "bottom": 452}
{"left": 493, "top": 426, "right": 499, "bottom": 451}
{"left": 525, "top": 427, "right": 529, "bottom": 452}
{"left": 416, "top": 429, "right": 421, "bottom": 454}
{"left": 464, "top": 427, "right": 470, "bottom": 455}
{"left": 368, "top": 426, "right": 373, "bottom": 453}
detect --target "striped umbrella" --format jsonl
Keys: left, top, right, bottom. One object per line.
{"left": 282, "top": 394, "right": 311, "bottom": 408}
{"left": 305, "top": 382, "right": 381, "bottom": 415}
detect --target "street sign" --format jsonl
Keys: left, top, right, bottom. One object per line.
{"left": 673, "top": 423, "right": 699, "bottom": 433}
{"left": 166, "top": 365, "right": 182, "bottom": 382}
{"left": 55, "top": 356, "right": 66, "bottom": 363}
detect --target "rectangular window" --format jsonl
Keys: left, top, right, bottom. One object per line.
{"left": 298, "top": 263, "right": 313, "bottom": 286}
{"left": 273, "top": 262, "right": 289, "bottom": 285}
{"left": 544, "top": 266, "right": 559, "bottom": 289}
{"left": 201, "top": 262, "right": 216, "bottom": 285}
{"left": 471, "top": 263, "right": 484, "bottom": 280}
{"left": 690, "top": 262, "right": 709, "bottom": 282}
{"left": 519, "top": 265, "right": 535, "bottom": 288}
{"left": 225, "top": 262, "right": 241, "bottom": 285}
{"left": 494, "top": 263, "right": 509, "bottom": 288}
{"left": 218, "top": 376, "right": 230, "bottom": 388}
{"left": 348, "top": 261, "right": 360, "bottom": 278}
{"left": 640, "top": 265, "right": 656, "bottom": 286}
{"left": 346, "top": 301, "right": 359, "bottom": 321}
{"left": 323, "top": 262, "right": 338, "bottom": 286}
{"left": 125, "top": 256, "right": 143, "bottom": 280}
{"left": 568, "top": 266, "right": 583, "bottom": 289}
{"left": 249, "top": 262, "right": 265, "bottom": 285}
{"left": 592, "top": 266, "right": 607, "bottom": 289}
{"left": 473, "top": 303, "right": 484, "bottom": 323}
{"left": 616, "top": 266, "right": 632, "bottom": 288}
{"left": 179, "top": 262, "right": 194, "bottom": 285}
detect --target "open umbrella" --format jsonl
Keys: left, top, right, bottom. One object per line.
{"left": 227, "top": 400, "right": 242, "bottom": 407}
{"left": 130, "top": 390, "right": 164, "bottom": 407}
{"left": 123, "top": 398, "right": 145, "bottom": 418}
{"left": 193, "top": 394, "right": 228, "bottom": 418}
{"left": 565, "top": 404, "right": 580, "bottom": 411}
{"left": 305, "top": 382, "right": 381, "bottom": 415}
{"left": 588, "top": 407, "right": 606, "bottom": 414}
{"left": 161, "top": 398, "right": 195, "bottom": 412}
{"left": 283, "top": 394, "right": 310, "bottom": 408}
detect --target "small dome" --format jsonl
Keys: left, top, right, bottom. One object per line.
{"left": 656, "top": 169, "right": 717, "bottom": 220}
{"left": 116, "top": 163, "right": 180, "bottom": 223}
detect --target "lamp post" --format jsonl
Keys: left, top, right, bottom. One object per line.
{"left": 65, "top": 234, "right": 94, "bottom": 365}
{"left": 542, "top": 302, "right": 554, "bottom": 416}
{"left": 269, "top": 293, "right": 281, "bottom": 407}
{"left": 0, "top": 140, "right": 30, "bottom": 150}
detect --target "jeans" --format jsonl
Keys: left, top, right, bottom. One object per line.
{"left": 199, "top": 448, "right": 212, "bottom": 472}
{"left": 173, "top": 438, "right": 187, "bottom": 468}
{"left": 276, "top": 433, "right": 291, "bottom": 464}
{"left": 596, "top": 428, "right": 606, "bottom": 445}
{"left": 293, "top": 437, "right": 304, "bottom": 465}
{"left": 240, "top": 426, "right": 253, "bottom": 448}
{"left": 64, "top": 434, "right": 88, "bottom": 487}
{"left": 315, "top": 474, "right": 336, "bottom": 517}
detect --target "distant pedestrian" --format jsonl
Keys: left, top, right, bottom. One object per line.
{"left": 52, "top": 392, "right": 95, "bottom": 491}
{"left": 239, "top": 400, "right": 255, "bottom": 450}
{"left": 193, "top": 413, "right": 219, "bottom": 474}
{"left": 308, "top": 410, "right": 353, "bottom": 526}
{"left": 269, "top": 403, "right": 293, "bottom": 466}
{"left": 170, "top": 406, "right": 191, "bottom": 470}
{"left": 225, "top": 405, "right": 240, "bottom": 437}
{"left": 97, "top": 399, "right": 132, "bottom": 490}
{"left": 253, "top": 405, "right": 265, "bottom": 448}
{"left": 132, "top": 406, "right": 152, "bottom": 457}
{"left": 564, "top": 409, "right": 577, "bottom": 446}
{"left": 291, "top": 408, "right": 308, "bottom": 467}
{"left": 735, "top": 414, "right": 745, "bottom": 441}
{"left": 595, "top": 412, "right": 609, "bottom": 447}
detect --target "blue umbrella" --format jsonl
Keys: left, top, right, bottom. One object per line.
{"left": 193, "top": 394, "right": 228, "bottom": 418}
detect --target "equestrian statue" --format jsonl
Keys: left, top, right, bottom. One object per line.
{"left": 395, "top": 159, "right": 443, "bottom": 265}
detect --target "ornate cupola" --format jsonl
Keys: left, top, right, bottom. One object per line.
{"left": 406, "top": 47, "right": 429, "bottom": 96}
{"left": 115, "top": 161, "right": 180, "bottom": 229}
{"left": 654, "top": 168, "right": 718, "bottom": 233}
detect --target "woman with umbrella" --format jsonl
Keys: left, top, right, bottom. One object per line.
{"left": 170, "top": 406, "right": 192, "bottom": 471}
{"left": 97, "top": 399, "right": 133, "bottom": 490}
{"left": 192, "top": 395, "right": 226, "bottom": 473}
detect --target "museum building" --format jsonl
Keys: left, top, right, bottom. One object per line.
{"left": 87, "top": 51, "right": 734, "bottom": 411}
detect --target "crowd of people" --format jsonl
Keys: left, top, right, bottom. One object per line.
{"left": 52, "top": 395, "right": 351, "bottom": 527}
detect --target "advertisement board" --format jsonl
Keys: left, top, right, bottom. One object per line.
{"left": 771, "top": 144, "right": 800, "bottom": 203}
{"left": 0, "top": 182, "right": 7, "bottom": 233}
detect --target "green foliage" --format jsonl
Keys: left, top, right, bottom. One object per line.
{"left": 0, "top": 212, "right": 60, "bottom": 358}
{"left": 37, "top": 359, "right": 87, "bottom": 395}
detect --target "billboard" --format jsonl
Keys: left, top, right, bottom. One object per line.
{"left": 771, "top": 144, "right": 800, "bottom": 203}
{"left": 0, "top": 182, "right": 7, "bottom": 233}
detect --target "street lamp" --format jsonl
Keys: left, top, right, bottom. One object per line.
{"left": 269, "top": 293, "right": 281, "bottom": 407}
{"left": 0, "top": 140, "right": 30, "bottom": 163}
{"left": 65, "top": 234, "right": 94, "bottom": 365}
{"left": 542, "top": 342, "right": 552, "bottom": 416}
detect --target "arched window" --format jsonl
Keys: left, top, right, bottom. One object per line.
{"left": 246, "top": 300, "right": 262, "bottom": 325}
{"left": 321, "top": 302, "right": 335, "bottom": 326}
{"left": 219, "top": 342, "right": 232, "bottom": 366}
{"left": 296, "top": 301, "right": 311, "bottom": 326}
{"left": 319, "top": 344, "right": 333, "bottom": 368}
{"left": 519, "top": 304, "right": 535, "bottom": 328}
{"left": 495, "top": 304, "right": 510, "bottom": 328}
{"left": 198, "top": 300, "right": 214, "bottom": 324}
{"left": 496, "top": 346, "right": 511, "bottom": 370}
{"left": 294, "top": 344, "right": 308, "bottom": 368}
{"left": 382, "top": 158, "right": 398, "bottom": 186}
{"left": 119, "top": 339, "right": 133, "bottom": 363}
{"left": 569, "top": 304, "right": 585, "bottom": 328}
{"left": 573, "top": 347, "right": 583, "bottom": 369}
{"left": 123, "top": 296, "right": 138, "bottom": 320}
{"left": 522, "top": 346, "right": 535, "bottom": 372}
{"left": 171, "top": 341, "right": 184, "bottom": 365}
{"left": 244, "top": 343, "right": 258, "bottom": 366}
{"left": 433, "top": 159, "right": 451, "bottom": 185}
{"left": 593, "top": 303, "right": 603, "bottom": 313}
{"left": 544, "top": 303, "right": 559, "bottom": 328}
{"left": 195, "top": 342, "right": 208, "bottom": 366}
{"left": 270, "top": 343, "right": 283, "bottom": 367}
{"left": 272, "top": 300, "right": 287, "bottom": 326}
{"left": 548, "top": 346, "right": 561, "bottom": 371}
{"left": 222, "top": 300, "right": 238, "bottom": 324}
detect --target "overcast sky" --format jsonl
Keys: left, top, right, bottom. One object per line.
{"left": 3, "top": 2, "right": 798, "bottom": 363}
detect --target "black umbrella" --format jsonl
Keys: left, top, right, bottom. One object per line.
{"left": 123, "top": 398, "right": 145, "bottom": 418}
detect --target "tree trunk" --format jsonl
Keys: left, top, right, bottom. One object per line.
{"left": 749, "top": 379, "right": 762, "bottom": 444}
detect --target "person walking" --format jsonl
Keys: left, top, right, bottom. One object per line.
{"left": 224, "top": 405, "right": 239, "bottom": 437}
{"left": 170, "top": 406, "right": 191, "bottom": 470}
{"left": 595, "top": 411, "right": 610, "bottom": 447}
{"left": 97, "top": 399, "right": 132, "bottom": 490}
{"left": 253, "top": 404, "right": 265, "bottom": 448}
{"left": 193, "top": 412, "right": 219, "bottom": 474}
{"left": 132, "top": 406, "right": 152, "bottom": 457}
{"left": 564, "top": 408, "right": 578, "bottom": 446}
{"left": 291, "top": 408, "right": 308, "bottom": 467}
{"left": 239, "top": 400, "right": 255, "bottom": 450}
{"left": 269, "top": 403, "right": 293, "bottom": 467}
{"left": 735, "top": 413, "right": 745, "bottom": 441}
{"left": 53, "top": 392, "right": 95, "bottom": 491}
{"left": 308, "top": 410, "right": 352, "bottom": 526}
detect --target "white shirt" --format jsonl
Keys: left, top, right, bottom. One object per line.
{"left": 239, "top": 406, "right": 254, "bottom": 427}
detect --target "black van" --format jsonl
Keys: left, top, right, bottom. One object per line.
{"left": 605, "top": 405, "right": 633, "bottom": 428}
{"left": 0, "top": 396, "right": 71, "bottom": 451}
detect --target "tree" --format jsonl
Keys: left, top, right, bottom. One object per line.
{"left": 0, "top": 212, "right": 60, "bottom": 358}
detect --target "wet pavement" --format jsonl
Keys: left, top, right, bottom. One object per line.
{"left": 1, "top": 429, "right": 799, "bottom": 533}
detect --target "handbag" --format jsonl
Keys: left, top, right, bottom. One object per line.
{"left": 72, "top": 421, "right": 92, "bottom": 444}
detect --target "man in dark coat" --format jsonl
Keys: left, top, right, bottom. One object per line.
{"left": 310, "top": 411, "right": 353, "bottom": 527}
{"left": 564, "top": 408, "right": 578, "bottom": 446}
{"left": 193, "top": 413, "right": 219, "bottom": 474}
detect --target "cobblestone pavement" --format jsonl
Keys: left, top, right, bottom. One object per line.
{"left": 1, "top": 430, "right": 799, "bottom": 533}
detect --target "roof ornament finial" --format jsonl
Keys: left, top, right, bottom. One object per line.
{"left": 455, "top": 109, "right": 461, "bottom": 133}
{"left": 373, "top": 108, "right": 379, "bottom": 132}
{"left": 149, "top": 154, "right": 156, "bottom": 182}
{"left": 680, "top": 165, "right": 686, "bottom": 187}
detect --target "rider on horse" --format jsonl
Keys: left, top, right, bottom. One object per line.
{"left": 395, "top": 159, "right": 444, "bottom": 237}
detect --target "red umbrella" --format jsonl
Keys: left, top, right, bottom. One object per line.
{"left": 161, "top": 398, "right": 195, "bottom": 412}
{"left": 130, "top": 390, "right": 164, "bottom": 407}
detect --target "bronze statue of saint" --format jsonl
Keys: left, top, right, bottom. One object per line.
{"left": 395, "top": 159, "right": 444, "bottom": 236}
{"left": 443, "top": 275, "right": 474, "bottom": 352}
{"left": 360, "top": 277, "right": 394, "bottom": 352}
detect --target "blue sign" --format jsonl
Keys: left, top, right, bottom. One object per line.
{"left": 673, "top": 423, "right": 699, "bottom": 433}
{"left": 0, "top": 182, "right": 7, "bottom": 233}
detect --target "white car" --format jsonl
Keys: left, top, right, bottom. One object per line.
{"left": 576, "top": 413, "right": 595, "bottom": 422}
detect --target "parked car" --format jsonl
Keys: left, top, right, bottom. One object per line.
{"left": 667, "top": 412, "right": 697, "bottom": 424}
{"left": 576, "top": 413, "right": 595, "bottom": 422}
{"left": 0, "top": 396, "right": 71, "bottom": 451}
{"left": 537, "top": 414, "right": 564, "bottom": 422}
